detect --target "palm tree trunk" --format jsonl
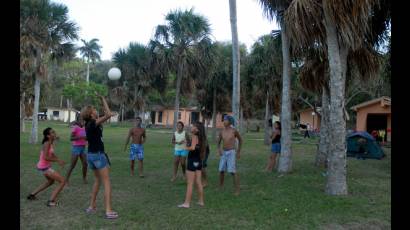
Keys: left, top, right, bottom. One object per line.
{"left": 86, "top": 62, "right": 90, "bottom": 83}
{"left": 229, "top": 0, "right": 240, "bottom": 127}
{"left": 121, "top": 103, "right": 124, "bottom": 122}
{"left": 60, "top": 95, "right": 63, "bottom": 108}
{"left": 316, "top": 87, "right": 330, "bottom": 167}
{"left": 277, "top": 21, "right": 293, "bottom": 173}
{"left": 240, "top": 107, "right": 244, "bottom": 134}
{"left": 212, "top": 86, "right": 217, "bottom": 142}
{"left": 30, "top": 77, "right": 41, "bottom": 144}
{"left": 173, "top": 63, "right": 183, "bottom": 132}
{"left": 264, "top": 91, "right": 271, "bottom": 145}
{"left": 324, "top": 7, "right": 348, "bottom": 195}
{"left": 67, "top": 99, "right": 71, "bottom": 123}
{"left": 141, "top": 104, "right": 146, "bottom": 127}
{"left": 20, "top": 92, "right": 26, "bottom": 133}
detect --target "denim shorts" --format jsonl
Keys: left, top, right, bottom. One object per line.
{"left": 130, "top": 144, "right": 144, "bottom": 161}
{"left": 218, "top": 149, "right": 236, "bottom": 173}
{"left": 174, "top": 149, "right": 188, "bottom": 157}
{"left": 271, "top": 143, "right": 281, "bottom": 153}
{"left": 87, "top": 152, "right": 109, "bottom": 170}
{"left": 72, "top": 145, "right": 86, "bottom": 155}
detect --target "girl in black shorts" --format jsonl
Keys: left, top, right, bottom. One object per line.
{"left": 178, "top": 121, "right": 207, "bottom": 208}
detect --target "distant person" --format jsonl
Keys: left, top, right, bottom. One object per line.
{"left": 124, "top": 117, "right": 146, "bottom": 177}
{"left": 265, "top": 121, "right": 281, "bottom": 172}
{"left": 304, "top": 123, "right": 311, "bottom": 138}
{"left": 65, "top": 119, "right": 88, "bottom": 185}
{"left": 171, "top": 121, "right": 190, "bottom": 182}
{"left": 178, "top": 121, "right": 207, "bottom": 208}
{"left": 27, "top": 127, "right": 66, "bottom": 207}
{"left": 82, "top": 93, "right": 118, "bottom": 219}
{"left": 217, "top": 115, "right": 242, "bottom": 196}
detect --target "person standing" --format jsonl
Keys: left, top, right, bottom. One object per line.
{"left": 65, "top": 119, "right": 88, "bottom": 185}
{"left": 124, "top": 117, "right": 146, "bottom": 177}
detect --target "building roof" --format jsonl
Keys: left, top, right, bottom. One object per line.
{"left": 350, "top": 96, "right": 391, "bottom": 111}
{"left": 150, "top": 105, "right": 200, "bottom": 111}
{"left": 298, "top": 107, "right": 322, "bottom": 114}
{"left": 46, "top": 107, "right": 80, "bottom": 113}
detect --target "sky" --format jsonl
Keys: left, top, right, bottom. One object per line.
{"left": 52, "top": 0, "right": 279, "bottom": 60}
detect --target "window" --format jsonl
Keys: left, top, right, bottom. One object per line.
{"left": 158, "top": 111, "right": 163, "bottom": 123}
{"left": 178, "top": 112, "right": 182, "bottom": 120}
{"left": 221, "top": 113, "right": 227, "bottom": 122}
{"left": 53, "top": 111, "right": 59, "bottom": 117}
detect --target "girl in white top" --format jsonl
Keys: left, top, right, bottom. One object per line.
{"left": 171, "top": 121, "right": 190, "bottom": 182}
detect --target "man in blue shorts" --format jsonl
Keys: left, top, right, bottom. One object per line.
{"left": 124, "top": 117, "right": 146, "bottom": 177}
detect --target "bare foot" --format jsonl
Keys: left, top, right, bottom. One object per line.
{"left": 139, "top": 174, "right": 144, "bottom": 178}
{"left": 171, "top": 177, "right": 176, "bottom": 182}
{"left": 196, "top": 202, "right": 204, "bottom": 207}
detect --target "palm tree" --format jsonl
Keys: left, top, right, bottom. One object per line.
{"left": 284, "top": 0, "right": 390, "bottom": 195}
{"left": 258, "top": 0, "right": 293, "bottom": 173}
{"left": 79, "top": 38, "right": 102, "bottom": 83}
{"left": 20, "top": 0, "right": 79, "bottom": 143}
{"left": 151, "top": 8, "right": 211, "bottom": 131}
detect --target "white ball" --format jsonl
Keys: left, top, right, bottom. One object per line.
{"left": 108, "top": 67, "right": 121, "bottom": 80}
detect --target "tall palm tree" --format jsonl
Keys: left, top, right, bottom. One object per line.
{"left": 151, "top": 8, "right": 211, "bottom": 131}
{"left": 20, "top": 0, "right": 79, "bottom": 144}
{"left": 79, "top": 38, "right": 102, "bottom": 83}
{"left": 284, "top": 0, "right": 390, "bottom": 195}
{"left": 229, "top": 0, "right": 241, "bottom": 127}
{"left": 258, "top": 0, "right": 293, "bottom": 173}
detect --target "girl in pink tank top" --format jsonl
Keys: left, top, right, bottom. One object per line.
{"left": 65, "top": 120, "right": 88, "bottom": 185}
{"left": 27, "top": 128, "right": 67, "bottom": 207}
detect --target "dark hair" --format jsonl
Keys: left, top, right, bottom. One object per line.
{"left": 177, "top": 121, "right": 184, "bottom": 128}
{"left": 81, "top": 105, "right": 95, "bottom": 122}
{"left": 194, "top": 121, "right": 207, "bottom": 161}
{"left": 42, "top": 127, "right": 53, "bottom": 144}
{"left": 274, "top": 121, "right": 281, "bottom": 130}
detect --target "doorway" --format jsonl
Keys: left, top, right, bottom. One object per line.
{"left": 366, "top": 114, "right": 388, "bottom": 141}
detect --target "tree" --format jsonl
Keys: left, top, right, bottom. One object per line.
{"left": 20, "top": 0, "right": 79, "bottom": 143}
{"left": 79, "top": 38, "right": 102, "bottom": 83}
{"left": 151, "top": 8, "right": 212, "bottom": 131}
{"left": 258, "top": 0, "right": 293, "bottom": 173}
{"left": 229, "top": 0, "right": 241, "bottom": 128}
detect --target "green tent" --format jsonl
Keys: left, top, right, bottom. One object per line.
{"left": 346, "top": 132, "right": 385, "bottom": 159}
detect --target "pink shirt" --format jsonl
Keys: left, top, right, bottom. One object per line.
{"left": 72, "top": 125, "right": 87, "bottom": 146}
{"left": 37, "top": 145, "right": 54, "bottom": 169}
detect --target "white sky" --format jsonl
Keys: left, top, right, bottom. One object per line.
{"left": 52, "top": 0, "right": 279, "bottom": 60}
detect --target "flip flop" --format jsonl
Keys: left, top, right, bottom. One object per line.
{"left": 177, "top": 204, "right": 190, "bottom": 208}
{"left": 27, "top": 194, "right": 37, "bottom": 200}
{"left": 85, "top": 207, "right": 97, "bottom": 214}
{"left": 105, "top": 211, "right": 118, "bottom": 219}
{"left": 46, "top": 200, "right": 59, "bottom": 207}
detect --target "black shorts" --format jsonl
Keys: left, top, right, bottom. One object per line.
{"left": 187, "top": 157, "right": 202, "bottom": 171}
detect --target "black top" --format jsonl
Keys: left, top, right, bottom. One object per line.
{"left": 188, "top": 144, "right": 201, "bottom": 160}
{"left": 272, "top": 130, "right": 281, "bottom": 144}
{"left": 85, "top": 119, "right": 104, "bottom": 152}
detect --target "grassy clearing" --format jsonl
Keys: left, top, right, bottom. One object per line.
{"left": 20, "top": 121, "right": 390, "bottom": 229}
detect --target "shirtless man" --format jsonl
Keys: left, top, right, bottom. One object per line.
{"left": 217, "top": 115, "right": 242, "bottom": 195}
{"left": 124, "top": 117, "right": 146, "bottom": 177}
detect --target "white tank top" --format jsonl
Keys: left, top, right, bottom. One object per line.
{"left": 174, "top": 131, "right": 186, "bottom": 150}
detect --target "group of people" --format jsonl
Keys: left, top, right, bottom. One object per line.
{"left": 26, "top": 94, "right": 282, "bottom": 219}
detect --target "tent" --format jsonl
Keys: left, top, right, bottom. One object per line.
{"left": 346, "top": 131, "right": 385, "bottom": 159}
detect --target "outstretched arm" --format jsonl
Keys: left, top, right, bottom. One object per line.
{"left": 235, "top": 130, "right": 243, "bottom": 159}
{"left": 142, "top": 129, "right": 146, "bottom": 144}
{"left": 95, "top": 95, "right": 113, "bottom": 126}
{"left": 217, "top": 132, "right": 223, "bottom": 156}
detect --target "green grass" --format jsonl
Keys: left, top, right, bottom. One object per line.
{"left": 20, "top": 121, "right": 391, "bottom": 229}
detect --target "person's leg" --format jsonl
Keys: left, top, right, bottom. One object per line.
{"left": 29, "top": 175, "right": 55, "bottom": 197}
{"left": 89, "top": 170, "right": 100, "bottom": 210}
{"left": 195, "top": 170, "right": 204, "bottom": 205}
{"left": 65, "top": 154, "right": 79, "bottom": 184}
{"left": 179, "top": 170, "right": 195, "bottom": 207}
{"left": 218, "top": 152, "right": 227, "bottom": 188}
{"left": 130, "top": 160, "right": 135, "bottom": 176}
{"left": 138, "top": 160, "right": 144, "bottom": 177}
{"left": 228, "top": 151, "right": 239, "bottom": 195}
{"left": 46, "top": 170, "right": 66, "bottom": 202}
{"left": 98, "top": 167, "right": 115, "bottom": 214}
{"left": 181, "top": 156, "right": 187, "bottom": 180}
{"left": 172, "top": 155, "right": 179, "bottom": 181}
{"left": 219, "top": 172, "right": 225, "bottom": 188}
{"left": 79, "top": 153, "right": 88, "bottom": 183}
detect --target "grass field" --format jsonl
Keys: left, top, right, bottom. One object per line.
{"left": 20, "top": 121, "right": 391, "bottom": 229}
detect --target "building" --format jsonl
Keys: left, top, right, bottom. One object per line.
{"left": 150, "top": 105, "right": 232, "bottom": 128}
{"left": 46, "top": 107, "right": 79, "bottom": 123}
{"left": 351, "top": 96, "right": 391, "bottom": 142}
{"left": 298, "top": 107, "right": 321, "bottom": 130}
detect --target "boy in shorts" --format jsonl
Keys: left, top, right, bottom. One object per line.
{"left": 217, "top": 115, "right": 242, "bottom": 195}
{"left": 124, "top": 117, "right": 146, "bottom": 177}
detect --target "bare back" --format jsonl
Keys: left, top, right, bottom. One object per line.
{"left": 130, "top": 127, "right": 146, "bottom": 144}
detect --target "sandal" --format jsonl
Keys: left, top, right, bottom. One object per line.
{"left": 105, "top": 211, "right": 118, "bottom": 219}
{"left": 85, "top": 207, "right": 97, "bottom": 214}
{"left": 27, "top": 194, "right": 37, "bottom": 200}
{"left": 46, "top": 200, "right": 58, "bottom": 207}
{"left": 196, "top": 202, "right": 204, "bottom": 207}
{"left": 177, "top": 204, "right": 190, "bottom": 208}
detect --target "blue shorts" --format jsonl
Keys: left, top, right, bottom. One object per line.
{"left": 130, "top": 144, "right": 144, "bottom": 161}
{"left": 87, "top": 152, "right": 109, "bottom": 170}
{"left": 72, "top": 145, "right": 86, "bottom": 155}
{"left": 218, "top": 149, "right": 236, "bottom": 173}
{"left": 271, "top": 143, "right": 281, "bottom": 153}
{"left": 174, "top": 149, "right": 188, "bottom": 157}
